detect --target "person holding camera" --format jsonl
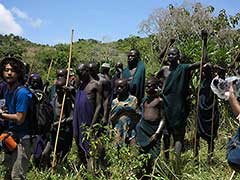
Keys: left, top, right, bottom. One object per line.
{"left": 0, "top": 57, "right": 34, "bottom": 180}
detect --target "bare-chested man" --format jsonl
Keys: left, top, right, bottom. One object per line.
{"left": 73, "top": 63, "right": 102, "bottom": 168}
{"left": 51, "top": 77, "right": 73, "bottom": 163}
{"left": 98, "top": 63, "right": 112, "bottom": 125}
{"left": 89, "top": 61, "right": 111, "bottom": 125}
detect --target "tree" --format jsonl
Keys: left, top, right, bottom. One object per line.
{"left": 139, "top": 3, "right": 240, "bottom": 69}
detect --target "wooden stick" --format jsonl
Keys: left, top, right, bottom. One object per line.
{"left": 209, "top": 95, "right": 216, "bottom": 164}
{"left": 193, "top": 36, "right": 205, "bottom": 160}
{"left": 229, "top": 170, "right": 235, "bottom": 180}
{"left": 47, "top": 57, "right": 54, "bottom": 81}
{"left": 51, "top": 29, "right": 74, "bottom": 174}
{"left": 159, "top": 42, "right": 172, "bottom": 68}
{"left": 29, "top": 58, "right": 36, "bottom": 75}
{"left": 43, "top": 57, "right": 54, "bottom": 93}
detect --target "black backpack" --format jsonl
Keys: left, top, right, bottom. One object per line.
{"left": 227, "top": 127, "right": 240, "bottom": 172}
{"left": 14, "top": 87, "right": 54, "bottom": 135}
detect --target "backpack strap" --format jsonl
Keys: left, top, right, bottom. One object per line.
{"left": 13, "top": 86, "right": 36, "bottom": 143}
{"left": 13, "top": 86, "right": 25, "bottom": 112}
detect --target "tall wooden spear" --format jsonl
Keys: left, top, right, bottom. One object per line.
{"left": 193, "top": 29, "right": 208, "bottom": 159}
{"left": 51, "top": 29, "right": 74, "bottom": 174}
{"left": 159, "top": 38, "right": 175, "bottom": 68}
{"left": 209, "top": 94, "right": 216, "bottom": 164}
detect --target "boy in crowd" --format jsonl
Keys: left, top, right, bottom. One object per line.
{"left": 110, "top": 78, "right": 139, "bottom": 145}
{"left": 136, "top": 76, "right": 165, "bottom": 174}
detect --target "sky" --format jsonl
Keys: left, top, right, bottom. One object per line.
{"left": 0, "top": 0, "right": 239, "bottom": 45}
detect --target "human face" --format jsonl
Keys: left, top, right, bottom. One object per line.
{"left": 115, "top": 62, "right": 123, "bottom": 73}
{"left": 30, "top": 77, "right": 42, "bottom": 90}
{"left": 55, "top": 79, "right": 66, "bottom": 97}
{"left": 146, "top": 80, "right": 158, "bottom": 96}
{"left": 115, "top": 80, "right": 128, "bottom": 96}
{"left": 77, "top": 64, "right": 89, "bottom": 80}
{"left": 89, "top": 62, "right": 99, "bottom": 76}
{"left": 168, "top": 48, "right": 179, "bottom": 64}
{"left": 57, "top": 69, "right": 67, "bottom": 79}
{"left": 3, "top": 64, "right": 18, "bottom": 85}
{"left": 128, "top": 50, "right": 138, "bottom": 68}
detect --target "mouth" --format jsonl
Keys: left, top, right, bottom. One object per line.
{"left": 5, "top": 77, "right": 13, "bottom": 80}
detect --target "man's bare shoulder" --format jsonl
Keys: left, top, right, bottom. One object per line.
{"left": 89, "top": 79, "right": 99, "bottom": 85}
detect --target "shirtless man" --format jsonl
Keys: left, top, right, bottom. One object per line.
{"left": 51, "top": 77, "right": 73, "bottom": 163}
{"left": 89, "top": 61, "right": 111, "bottom": 125}
{"left": 73, "top": 63, "right": 102, "bottom": 168}
{"left": 48, "top": 68, "right": 68, "bottom": 101}
{"left": 136, "top": 76, "right": 165, "bottom": 175}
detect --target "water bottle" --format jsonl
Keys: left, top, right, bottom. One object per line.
{"left": 211, "top": 76, "right": 240, "bottom": 100}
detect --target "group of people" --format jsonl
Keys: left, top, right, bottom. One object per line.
{"left": 0, "top": 30, "right": 239, "bottom": 179}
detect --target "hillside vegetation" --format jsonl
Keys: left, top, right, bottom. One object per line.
{"left": 0, "top": 3, "right": 240, "bottom": 180}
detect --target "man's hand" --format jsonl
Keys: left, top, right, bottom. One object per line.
{"left": 149, "top": 133, "right": 160, "bottom": 144}
{"left": 0, "top": 109, "right": 3, "bottom": 118}
{"left": 63, "top": 85, "right": 74, "bottom": 93}
{"left": 169, "top": 38, "right": 175, "bottom": 45}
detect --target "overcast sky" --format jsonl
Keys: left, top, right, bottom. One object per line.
{"left": 0, "top": 0, "right": 239, "bottom": 45}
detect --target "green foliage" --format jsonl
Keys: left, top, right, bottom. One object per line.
{"left": 0, "top": 2, "right": 240, "bottom": 179}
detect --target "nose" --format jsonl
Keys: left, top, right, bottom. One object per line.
{"left": 7, "top": 71, "right": 13, "bottom": 76}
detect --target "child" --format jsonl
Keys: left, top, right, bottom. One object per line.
{"left": 136, "top": 76, "right": 165, "bottom": 173}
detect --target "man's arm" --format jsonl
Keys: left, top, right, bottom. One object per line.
{"left": 91, "top": 82, "right": 103, "bottom": 126}
{"left": 0, "top": 89, "right": 30, "bottom": 125}
{"left": 228, "top": 83, "right": 240, "bottom": 117}
{"left": 102, "top": 80, "right": 112, "bottom": 125}
{"left": 1, "top": 112, "right": 26, "bottom": 125}
{"left": 159, "top": 38, "right": 175, "bottom": 62}
{"left": 149, "top": 99, "right": 165, "bottom": 143}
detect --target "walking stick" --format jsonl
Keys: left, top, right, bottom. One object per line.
{"left": 209, "top": 95, "right": 216, "bottom": 164}
{"left": 51, "top": 29, "right": 74, "bottom": 174}
{"left": 229, "top": 170, "right": 235, "bottom": 180}
{"left": 159, "top": 39, "right": 175, "bottom": 68}
{"left": 43, "top": 57, "right": 54, "bottom": 93}
{"left": 193, "top": 30, "right": 207, "bottom": 160}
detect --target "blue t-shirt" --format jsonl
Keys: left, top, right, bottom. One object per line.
{"left": 4, "top": 86, "right": 32, "bottom": 137}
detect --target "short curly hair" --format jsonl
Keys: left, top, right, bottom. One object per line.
{"left": 0, "top": 57, "right": 25, "bottom": 83}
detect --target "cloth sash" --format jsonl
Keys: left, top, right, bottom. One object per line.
{"left": 197, "top": 78, "right": 219, "bottom": 140}
{"left": 73, "top": 90, "right": 94, "bottom": 154}
{"left": 162, "top": 64, "right": 190, "bottom": 128}
{"left": 122, "top": 60, "right": 145, "bottom": 104}
{"left": 136, "top": 118, "right": 161, "bottom": 160}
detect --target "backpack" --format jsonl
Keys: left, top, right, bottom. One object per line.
{"left": 227, "top": 127, "right": 240, "bottom": 172}
{"left": 14, "top": 87, "right": 54, "bottom": 135}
